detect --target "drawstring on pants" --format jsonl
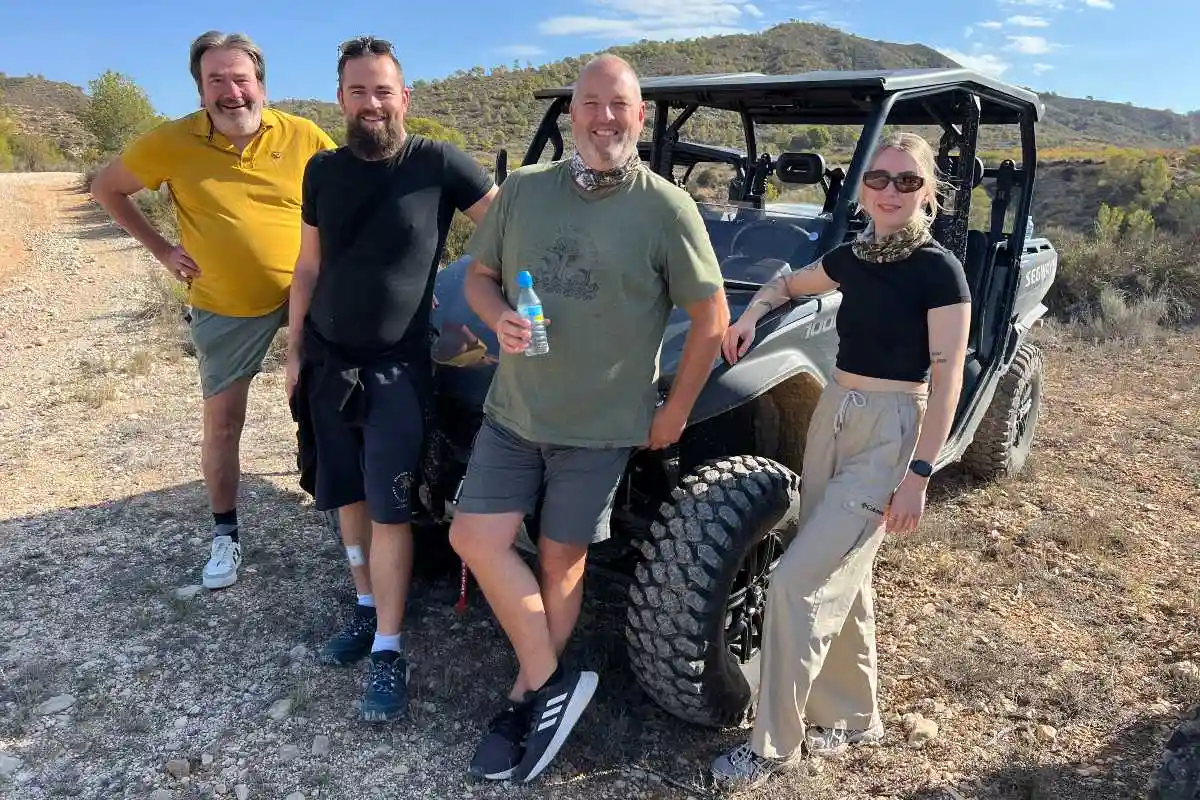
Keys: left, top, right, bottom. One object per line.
{"left": 833, "top": 389, "right": 867, "bottom": 434}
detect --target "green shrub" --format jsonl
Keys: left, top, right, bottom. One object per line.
{"left": 1046, "top": 224, "right": 1200, "bottom": 330}
{"left": 9, "top": 133, "right": 70, "bottom": 171}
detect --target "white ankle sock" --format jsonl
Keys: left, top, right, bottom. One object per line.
{"left": 371, "top": 633, "right": 402, "bottom": 654}
{"left": 357, "top": 593, "right": 375, "bottom": 607}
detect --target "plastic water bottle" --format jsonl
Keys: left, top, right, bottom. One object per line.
{"left": 516, "top": 270, "right": 550, "bottom": 356}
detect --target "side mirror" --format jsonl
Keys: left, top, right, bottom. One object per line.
{"left": 496, "top": 149, "right": 509, "bottom": 184}
{"left": 775, "top": 152, "right": 826, "bottom": 184}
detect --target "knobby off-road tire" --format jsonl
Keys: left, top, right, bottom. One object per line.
{"left": 625, "top": 455, "right": 802, "bottom": 728}
{"left": 962, "top": 340, "right": 1044, "bottom": 480}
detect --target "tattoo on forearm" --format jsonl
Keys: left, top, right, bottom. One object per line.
{"left": 749, "top": 274, "right": 793, "bottom": 314}
{"left": 930, "top": 350, "right": 948, "bottom": 365}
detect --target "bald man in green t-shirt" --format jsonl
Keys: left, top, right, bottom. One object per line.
{"left": 448, "top": 54, "right": 730, "bottom": 783}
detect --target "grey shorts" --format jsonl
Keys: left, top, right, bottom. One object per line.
{"left": 456, "top": 416, "right": 634, "bottom": 546}
{"left": 188, "top": 304, "right": 287, "bottom": 398}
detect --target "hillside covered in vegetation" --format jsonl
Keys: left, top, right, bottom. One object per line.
{"left": 268, "top": 23, "right": 1198, "bottom": 162}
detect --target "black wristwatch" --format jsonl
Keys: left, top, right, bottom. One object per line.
{"left": 908, "top": 459, "right": 933, "bottom": 478}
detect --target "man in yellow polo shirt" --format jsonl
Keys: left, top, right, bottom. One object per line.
{"left": 91, "top": 30, "right": 336, "bottom": 591}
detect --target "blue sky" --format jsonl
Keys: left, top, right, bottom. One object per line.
{"left": 2, "top": 0, "right": 1195, "bottom": 118}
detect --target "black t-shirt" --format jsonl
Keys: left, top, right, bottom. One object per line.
{"left": 300, "top": 135, "right": 494, "bottom": 363}
{"left": 822, "top": 239, "right": 971, "bottom": 382}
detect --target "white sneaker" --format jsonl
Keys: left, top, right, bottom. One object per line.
{"left": 710, "top": 742, "right": 800, "bottom": 789}
{"left": 805, "top": 721, "right": 884, "bottom": 757}
{"left": 202, "top": 535, "right": 242, "bottom": 589}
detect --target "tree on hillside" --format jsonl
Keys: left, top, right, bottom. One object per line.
{"left": 407, "top": 116, "right": 466, "bottom": 147}
{"left": 81, "top": 70, "right": 162, "bottom": 155}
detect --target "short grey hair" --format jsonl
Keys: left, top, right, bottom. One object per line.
{"left": 189, "top": 30, "right": 266, "bottom": 91}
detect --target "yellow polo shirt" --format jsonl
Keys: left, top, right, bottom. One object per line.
{"left": 121, "top": 107, "right": 337, "bottom": 317}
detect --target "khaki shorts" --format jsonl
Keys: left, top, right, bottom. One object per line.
{"left": 188, "top": 304, "right": 287, "bottom": 398}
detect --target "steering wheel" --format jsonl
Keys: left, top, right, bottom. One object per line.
{"left": 729, "top": 219, "right": 818, "bottom": 263}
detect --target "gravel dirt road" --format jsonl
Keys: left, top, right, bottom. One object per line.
{"left": 0, "top": 172, "right": 1197, "bottom": 800}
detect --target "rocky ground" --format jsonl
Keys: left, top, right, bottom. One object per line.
{"left": 0, "top": 172, "right": 1197, "bottom": 800}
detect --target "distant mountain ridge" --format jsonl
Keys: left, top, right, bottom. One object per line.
{"left": 270, "top": 22, "right": 1197, "bottom": 159}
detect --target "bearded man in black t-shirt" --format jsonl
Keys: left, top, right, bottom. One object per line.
{"left": 285, "top": 35, "right": 496, "bottom": 722}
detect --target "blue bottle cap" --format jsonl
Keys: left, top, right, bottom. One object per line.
{"left": 517, "top": 270, "right": 533, "bottom": 288}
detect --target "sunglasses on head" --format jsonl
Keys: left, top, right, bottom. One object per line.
{"left": 862, "top": 169, "right": 925, "bottom": 193}
{"left": 338, "top": 36, "right": 394, "bottom": 57}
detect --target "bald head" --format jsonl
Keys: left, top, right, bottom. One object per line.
{"left": 569, "top": 53, "right": 645, "bottom": 171}
{"left": 572, "top": 53, "right": 642, "bottom": 107}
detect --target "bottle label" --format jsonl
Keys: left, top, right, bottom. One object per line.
{"left": 522, "top": 304, "right": 544, "bottom": 324}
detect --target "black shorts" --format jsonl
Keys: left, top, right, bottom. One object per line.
{"left": 455, "top": 417, "right": 634, "bottom": 546}
{"left": 307, "top": 361, "right": 424, "bottom": 524}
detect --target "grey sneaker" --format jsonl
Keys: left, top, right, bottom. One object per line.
{"left": 710, "top": 742, "right": 799, "bottom": 789}
{"left": 805, "top": 721, "right": 884, "bottom": 756}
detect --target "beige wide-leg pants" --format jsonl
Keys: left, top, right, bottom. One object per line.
{"left": 751, "top": 380, "right": 926, "bottom": 760}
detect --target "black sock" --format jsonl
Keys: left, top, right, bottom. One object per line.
{"left": 214, "top": 509, "right": 238, "bottom": 543}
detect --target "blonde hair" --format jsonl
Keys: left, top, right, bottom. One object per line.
{"left": 870, "top": 132, "right": 949, "bottom": 224}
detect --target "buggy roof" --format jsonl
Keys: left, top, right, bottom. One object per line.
{"left": 533, "top": 67, "right": 1044, "bottom": 125}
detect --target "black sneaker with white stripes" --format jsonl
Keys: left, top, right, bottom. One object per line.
{"left": 467, "top": 697, "right": 533, "bottom": 780}
{"left": 513, "top": 668, "right": 598, "bottom": 782}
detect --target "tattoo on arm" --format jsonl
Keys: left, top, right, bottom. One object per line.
{"left": 930, "top": 349, "right": 949, "bottom": 365}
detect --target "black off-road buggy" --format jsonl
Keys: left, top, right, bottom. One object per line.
{"left": 315, "top": 67, "right": 1059, "bottom": 729}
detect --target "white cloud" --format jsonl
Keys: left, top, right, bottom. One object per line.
{"left": 1083, "top": 0, "right": 1114, "bottom": 7}
{"left": 497, "top": 44, "right": 545, "bottom": 57}
{"left": 1032, "top": 63, "right": 1054, "bottom": 74}
{"left": 978, "top": 20, "right": 1004, "bottom": 28}
{"left": 935, "top": 46, "right": 1012, "bottom": 78}
{"left": 1008, "top": 35, "right": 1056, "bottom": 54}
{"left": 539, "top": 0, "right": 768, "bottom": 40}
{"left": 1007, "top": 15, "right": 1050, "bottom": 26}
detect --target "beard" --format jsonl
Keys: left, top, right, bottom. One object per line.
{"left": 346, "top": 111, "right": 405, "bottom": 160}
{"left": 575, "top": 127, "right": 636, "bottom": 171}
{"left": 207, "top": 98, "right": 262, "bottom": 139}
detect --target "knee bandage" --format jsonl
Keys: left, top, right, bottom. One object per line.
{"left": 345, "top": 545, "right": 365, "bottom": 567}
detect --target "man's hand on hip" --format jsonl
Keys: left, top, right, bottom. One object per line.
{"left": 156, "top": 244, "right": 200, "bottom": 283}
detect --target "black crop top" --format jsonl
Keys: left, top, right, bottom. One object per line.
{"left": 821, "top": 240, "right": 971, "bottom": 383}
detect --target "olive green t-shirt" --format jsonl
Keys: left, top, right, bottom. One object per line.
{"left": 465, "top": 160, "right": 723, "bottom": 447}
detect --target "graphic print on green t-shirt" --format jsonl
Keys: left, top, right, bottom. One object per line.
{"left": 533, "top": 223, "right": 601, "bottom": 302}
{"left": 465, "top": 160, "right": 723, "bottom": 448}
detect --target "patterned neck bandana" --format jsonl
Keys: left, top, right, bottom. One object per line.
{"left": 567, "top": 148, "right": 643, "bottom": 191}
{"left": 851, "top": 216, "right": 934, "bottom": 263}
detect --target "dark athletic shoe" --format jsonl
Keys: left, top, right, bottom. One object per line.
{"left": 468, "top": 698, "right": 534, "bottom": 780}
{"left": 514, "top": 669, "right": 598, "bottom": 782}
{"left": 320, "top": 604, "right": 376, "bottom": 666}
{"left": 361, "top": 650, "right": 408, "bottom": 723}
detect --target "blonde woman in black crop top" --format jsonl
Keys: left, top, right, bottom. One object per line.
{"left": 710, "top": 133, "right": 971, "bottom": 790}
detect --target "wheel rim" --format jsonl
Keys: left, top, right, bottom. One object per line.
{"left": 724, "top": 529, "right": 785, "bottom": 665}
{"left": 1012, "top": 375, "right": 1038, "bottom": 447}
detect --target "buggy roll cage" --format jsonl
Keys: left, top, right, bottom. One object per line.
{"left": 506, "top": 68, "right": 1045, "bottom": 268}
